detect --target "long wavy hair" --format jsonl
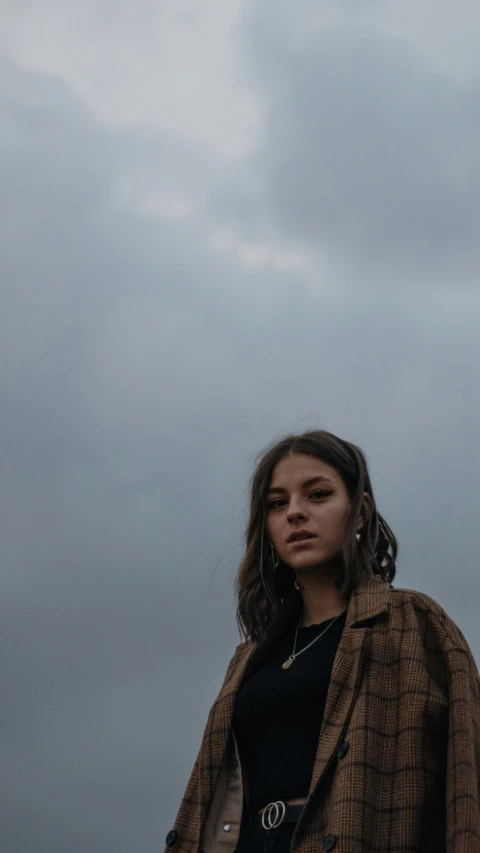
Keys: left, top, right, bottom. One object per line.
{"left": 235, "top": 430, "right": 397, "bottom": 645}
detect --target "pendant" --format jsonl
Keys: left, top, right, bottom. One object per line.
{"left": 282, "top": 658, "right": 294, "bottom": 669}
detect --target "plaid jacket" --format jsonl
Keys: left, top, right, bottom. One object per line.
{"left": 164, "top": 575, "right": 480, "bottom": 853}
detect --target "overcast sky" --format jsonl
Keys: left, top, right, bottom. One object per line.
{"left": 1, "top": 2, "right": 480, "bottom": 851}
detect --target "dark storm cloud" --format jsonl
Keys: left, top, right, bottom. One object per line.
{"left": 224, "top": 12, "right": 480, "bottom": 285}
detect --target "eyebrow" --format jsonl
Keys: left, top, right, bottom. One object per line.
{"left": 266, "top": 475, "right": 334, "bottom": 495}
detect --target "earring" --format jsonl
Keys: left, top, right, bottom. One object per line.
{"left": 294, "top": 580, "right": 300, "bottom": 590}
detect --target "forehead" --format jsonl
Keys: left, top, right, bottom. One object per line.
{"left": 268, "top": 453, "right": 341, "bottom": 488}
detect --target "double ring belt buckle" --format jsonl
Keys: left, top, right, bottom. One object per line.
{"left": 261, "top": 800, "right": 287, "bottom": 831}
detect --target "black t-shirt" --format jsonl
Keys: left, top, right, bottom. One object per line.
{"left": 232, "top": 610, "right": 347, "bottom": 812}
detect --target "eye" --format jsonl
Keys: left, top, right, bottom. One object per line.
{"left": 267, "top": 499, "right": 283, "bottom": 509}
{"left": 267, "top": 490, "right": 331, "bottom": 509}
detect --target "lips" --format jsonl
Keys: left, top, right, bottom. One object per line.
{"left": 287, "top": 530, "right": 317, "bottom": 543}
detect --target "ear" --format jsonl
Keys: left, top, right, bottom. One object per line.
{"left": 357, "top": 492, "right": 372, "bottom": 530}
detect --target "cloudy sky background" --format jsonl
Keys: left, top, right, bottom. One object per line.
{"left": 1, "top": 1, "right": 480, "bottom": 850}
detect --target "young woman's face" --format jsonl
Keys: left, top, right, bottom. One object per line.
{"left": 266, "top": 453, "right": 364, "bottom": 574}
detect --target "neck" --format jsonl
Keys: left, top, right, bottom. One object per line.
{"left": 295, "top": 571, "right": 347, "bottom": 628}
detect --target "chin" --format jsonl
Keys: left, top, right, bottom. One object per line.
{"left": 285, "top": 552, "right": 326, "bottom": 568}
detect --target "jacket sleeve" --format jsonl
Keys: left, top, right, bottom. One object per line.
{"left": 163, "top": 740, "right": 203, "bottom": 852}
{"left": 446, "top": 642, "right": 480, "bottom": 851}
{"left": 164, "top": 644, "right": 246, "bottom": 852}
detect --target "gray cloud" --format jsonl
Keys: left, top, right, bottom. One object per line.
{"left": 222, "top": 16, "right": 480, "bottom": 286}
{"left": 0, "top": 54, "right": 246, "bottom": 852}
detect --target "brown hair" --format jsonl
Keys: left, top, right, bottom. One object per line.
{"left": 235, "top": 429, "right": 397, "bottom": 645}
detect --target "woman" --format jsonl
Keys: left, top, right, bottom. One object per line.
{"left": 164, "top": 430, "right": 480, "bottom": 853}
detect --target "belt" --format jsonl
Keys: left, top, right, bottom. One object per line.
{"left": 250, "top": 801, "right": 304, "bottom": 831}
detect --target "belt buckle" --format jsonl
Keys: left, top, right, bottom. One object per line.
{"left": 261, "top": 801, "right": 286, "bottom": 831}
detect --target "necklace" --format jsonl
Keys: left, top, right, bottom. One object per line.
{"left": 281, "top": 611, "right": 345, "bottom": 670}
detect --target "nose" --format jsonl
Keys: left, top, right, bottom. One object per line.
{"left": 287, "top": 501, "right": 306, "bottom": 520}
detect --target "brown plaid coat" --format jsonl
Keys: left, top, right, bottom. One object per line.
{"left": 164, "top": 575, "right": 480, "bottom": 852}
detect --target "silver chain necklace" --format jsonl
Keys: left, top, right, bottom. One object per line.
{"left": 281, "top": 611, "right": 345, "bottom": 670}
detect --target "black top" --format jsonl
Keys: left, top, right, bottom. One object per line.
{"left": 232, "top": 610, "right": 347, "bottom": 812}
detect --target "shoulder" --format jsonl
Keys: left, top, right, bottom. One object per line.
{"left": 389, "top": 585, "right": 475, "bottom": 658}
{"left": 222, "top": 641, "right": 251, "bottom": 681}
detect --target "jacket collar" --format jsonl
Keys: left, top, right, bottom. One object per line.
{"left": 345, "top": 572, "right": 391, "bottom": 628}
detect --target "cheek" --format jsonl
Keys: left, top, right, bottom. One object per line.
{"left": 268, "top": 519, "right": 280, "bottom": 540}
{"left": 317, "top": 505, "right": 348, "bottom": 536}
{"left": 266, "top": 519, "right": 277, "bottom": 541}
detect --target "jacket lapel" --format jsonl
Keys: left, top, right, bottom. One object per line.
{"left": 197, "top": 648, "right": 254, "bottom": 827}
{"left": 306, "top": 575, "right": 390, "bottom": 801}
{"left": 307, "top": 625, "right": 368, "bottom": 798}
